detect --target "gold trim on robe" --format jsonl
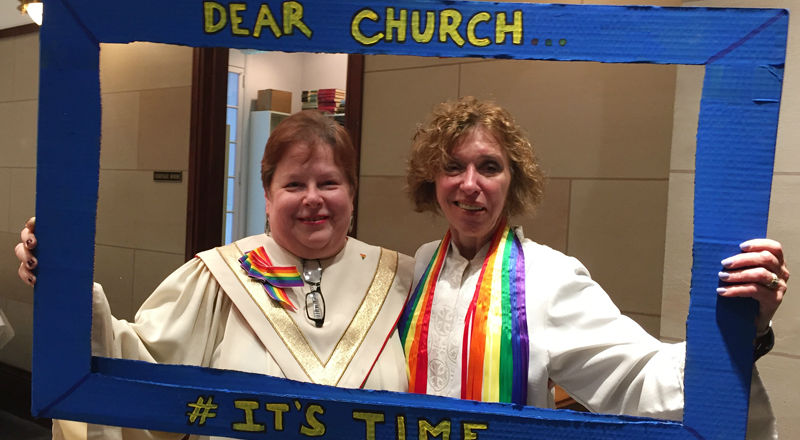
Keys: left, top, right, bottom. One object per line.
{"left": 206, "top": 239, "right": 399, "bottom": 387}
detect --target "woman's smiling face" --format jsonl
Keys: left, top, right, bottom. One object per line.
{"left": 265, "top": 142, "right": 354, "bottom": 260}
{"left": 434, "top": 126, "right": 511, "bottom": 257}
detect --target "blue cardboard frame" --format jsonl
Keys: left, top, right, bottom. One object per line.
{"left": 33, "top": 1, "right": 787, "bottom": 439}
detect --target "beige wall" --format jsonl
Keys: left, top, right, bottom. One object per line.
{"left": 93, "top": 42, "right": 192, "bottom": 322}
{"left": 660, "top": 0, "right": 800, "bottom": 438}
{"left": 0, "top": 38, "right": 192, "bottom": 370}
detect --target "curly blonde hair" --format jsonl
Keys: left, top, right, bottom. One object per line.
{"left": 407, "top": 97, "right": 544, "bottom": 217}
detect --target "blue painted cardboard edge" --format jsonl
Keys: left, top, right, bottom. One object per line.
{"left": 31, "top": 1, "right": 788, "bottom": 439}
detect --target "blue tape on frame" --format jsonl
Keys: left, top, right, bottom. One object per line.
{"left": 32, "top": 1, "right": 788, "bottom": 439}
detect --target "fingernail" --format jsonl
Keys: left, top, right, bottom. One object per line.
{"left": 718, "top": 271, "right": 730, "bottom": 280}
{"left": 717, "top": 287, "right": 727, "bottom": 294}
{"left": 721, "top": 258, "right": 733, "bottom": 268}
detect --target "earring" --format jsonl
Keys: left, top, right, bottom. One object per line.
{"left": 264, "top": 216, "right": 270, "bottom": 234}
{"left": 348, "top": 215, "right": 354, "bottom": 234}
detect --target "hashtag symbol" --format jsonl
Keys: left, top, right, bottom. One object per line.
{"left": 186, "top": 396, "right": 218, "bottom": 426}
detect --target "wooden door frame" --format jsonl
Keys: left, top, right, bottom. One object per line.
{"left": 185, "top": 49, "right": 364, "bottom": 259}
{"left": 185, "top": 47, "right": 228, "bottom": 260}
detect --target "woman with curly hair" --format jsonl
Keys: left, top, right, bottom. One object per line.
{"left": 400, "top": 96, "right": 787, "bottom": 437}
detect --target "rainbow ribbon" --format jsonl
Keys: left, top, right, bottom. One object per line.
{"left": 239, "top": 246, "right": 302, "bottom": 310}
{"left": 398, "top": 219, "right": 529, "bottom": 404}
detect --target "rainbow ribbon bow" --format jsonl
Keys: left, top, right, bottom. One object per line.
{"left": 239, "top": 246, "right": 303, "bottom": 310}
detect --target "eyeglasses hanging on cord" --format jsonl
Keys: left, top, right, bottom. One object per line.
{"left": 302, "top": 259, "right": 324, "bottom": 327}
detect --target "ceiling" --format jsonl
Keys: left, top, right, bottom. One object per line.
{"left": 1, "top": 0, "right": 36, "bottom": 30}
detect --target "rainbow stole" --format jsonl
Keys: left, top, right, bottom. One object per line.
{"left": 398, "top": 222, "right": 529, "bottom": 404}
{"left": 238, "top": 246, "right": 303, "bottom": 310}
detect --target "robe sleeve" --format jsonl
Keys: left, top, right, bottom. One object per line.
{"left": 534, "top": 248, "right": 685, "bottom": 418}
{"left": 91, "top": 257, "right": 231, "bottom": 367}
{"left": 529, "top": 240, "right": 775, "bottom": 438}
{"left": 54, "top": 258, "right": 232, "bottom": 440}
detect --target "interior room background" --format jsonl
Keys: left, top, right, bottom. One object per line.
{"left": 1, "top": 0, "right": 798, "bottom": 436}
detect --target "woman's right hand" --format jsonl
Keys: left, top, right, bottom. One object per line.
{"left": 14, "top": 217, "right": 37, "bottom": 286}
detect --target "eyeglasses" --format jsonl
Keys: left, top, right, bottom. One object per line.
{"left": 302, "top": 259, "right": 324, "bottom": 328}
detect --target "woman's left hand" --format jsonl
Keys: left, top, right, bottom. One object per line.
{"left": 718, "top": 238, "right": 789, "bottom": 334}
